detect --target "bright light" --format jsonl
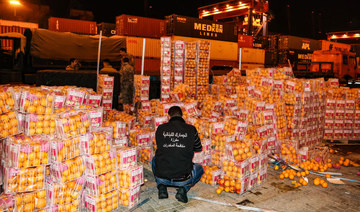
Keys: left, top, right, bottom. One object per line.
{"left": 354, "top": 33, "right": 360, "bottom": 37}
{"left": 239, "top": 1, "right": 242, "bottom": 4}
{"left": 9, "top": 0, "right": 21, "bottom": 5}
{"left": 343, "top": 34, "right": 348, "bottom": 37}
{"left": 214, "top": 7, "right": 218, "bottom": 11}
{"left": 331, "top": 35, "right": 337, "bottom": 39}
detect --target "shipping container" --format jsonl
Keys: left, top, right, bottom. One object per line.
{"left": 321, "top": 40, "right": 351, "bottom": 52}
{"left": 166, "top": 14, "right": 238, "bottom": 42}
{"left": 278, "top": 35, "right": 321, "bottom": 51}
{"left": 0, "top": 20, "right": 38, "bottom": 51}
{"left": 172, "top": 36, "right": 238, "bottom": 61}
{"left": 134, "top": 58, "right": 160, "bottom": 76}
{"left": 238, "top": 34, "right": 253, "bottom": 48}
{"left": 239, "top": 48, "right": 265, "bottom": 64}
{"left": 124, "top": 36, "right": 161, "bottom": 58}
{"left": 48, "top": 17, "right": 97, "bottom": 35}
{"left": 97, "top": 22, "right": 116, "bottom": 37}
{"left": 241, "top": 63, "right": 264, "bottom": 70}
{"left": 116, "top": 15, "right": 165, "bottom": 38}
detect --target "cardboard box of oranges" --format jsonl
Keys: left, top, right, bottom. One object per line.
{"left": 14, "top": 189, "right": 48, "bottom": 211}
{"left": 4, "top": 165, "right": 45, "bottom": 193}
{"left": 0, "top": 111, "right": 21, "bottom": 139}
{"left": 84, "top": 190, "right": 119, "bottom": 212}
{"left": 50, "top": 157, "right": 84, "bottom": 184}
{"left": 0, "top": 88, "right": 16, "bottom": 114}
{"left": 80, "top": 132, "right": 112, "bottom": 155}
{"left": 50, "top": 137, "right": 81, "bottom": 163}
{"left": 115, "top": 147, "right": 137, "bottom": 171}
{"left": 24, "top": 113, "right": 56, "bottom": 136}
{"left": 85, "top": 170, "right": 118, "bottom": 196}
{"left": 118, "top": 165, "right": 143, "bottom": 188}
{"left": 56, "top": 111, "right": 90, "bottom": 139}
{"left": 19, "top": 89, "right": 54, "bottom": 114}
{"left": 118, "top": 186, "right": 140, "bottom": 208}
{"left": 84, "top": 151, "right": 116, "bottom": 176}
{"left": 46, "top": 177, "right": 84, "bottom": 206}
{"left": 5, "top": 135, "right": 49, "bottom": 168}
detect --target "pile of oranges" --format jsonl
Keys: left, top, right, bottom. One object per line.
{"left": 82, "top": 132, "right": 112, "bottom": 155}
{"left": 313, "top": 177, "right": 328, "bottom": 188}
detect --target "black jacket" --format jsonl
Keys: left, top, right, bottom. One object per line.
{"left": 154, "top": 116, "right": 202, "bottom": 180}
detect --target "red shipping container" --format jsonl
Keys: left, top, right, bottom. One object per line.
{"left": 134, "top": 58, "right": 160, "bottom": 76}
{"left": 0, "top": 20, "right": 38, "bottom": 51}
{"left": 238, "top": 34, "right": 253, "bottom": 48}
{"left": 116, "top": 15, "right": 165, "bottom": 38}
{"left": 48, "top": 17, "right": 97, "bottom": 35}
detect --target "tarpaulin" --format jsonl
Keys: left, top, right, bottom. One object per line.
{"left": 30, "top": 29, "right": 126, "bottom": 62}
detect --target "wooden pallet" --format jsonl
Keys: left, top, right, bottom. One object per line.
{"left": 325, "top": 140, "right": 360, "bottom": 145}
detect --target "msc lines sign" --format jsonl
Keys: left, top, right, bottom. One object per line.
{"left": 166, "top": 15, "right": 238, "bottom": 42}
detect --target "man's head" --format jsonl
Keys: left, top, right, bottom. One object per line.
{"left": 103, "top": 59, "right": 111, "bottom": 67}
{"left": 123, "top": 57, "right": 130, "bottom": 63}
{"left": 168, "top": 106, "right": 183, "bottom": 118}
{"left": 120, "top": 48, "right": 127, "bottom": 56}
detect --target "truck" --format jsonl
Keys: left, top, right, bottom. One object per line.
{"left": 310, "top": 49, "right": 358, "bottom": 81}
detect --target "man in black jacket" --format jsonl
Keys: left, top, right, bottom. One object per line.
{"left": 152, "top": 106, "right": 203, "bottom": 203}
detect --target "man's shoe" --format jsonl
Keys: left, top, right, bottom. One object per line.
{"left": 175, "top": 187, "right": 188, "bottom": 203}
{"left": 157, "top": 184, "right": 168, "bottom": 199}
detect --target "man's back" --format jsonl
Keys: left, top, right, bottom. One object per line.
{"left": 120, "top": 62, "right": 134, "bottom": 105}
{"left": 155, "top": 117, "right": 202, "bottom": 179}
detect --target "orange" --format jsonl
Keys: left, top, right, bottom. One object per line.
{"left": 325, "top": 174, "right": 331, "bottom": 179}
{"left": 284, "top": 173, "right": 289, "bottom": 178}
{"left": 296, "top": 172, "right": 301, "bottom": 177}
{"left": 301, "top": 172, "right": 306, "bottom": 177}
{"left": 279, "top": 174, "right": 284, "bottom": 179}
{"left": 224, "top": 180, "right": 230, "bottom": 187}
{"left": 321, "top": 182, "right": 328, "bottom": 188}
{"left": 301, "top": 180, "right": 308, "bottom": 186}
{"left": 216, "top": 188, "right": 222, "bottom": 194}
{"left": 313, "top": 178, "right": 320, "bottom": 186}
{"left": 289, "top": 174, "right": 294, "bottom": 180}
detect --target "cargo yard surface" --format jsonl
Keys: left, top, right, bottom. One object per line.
{"left": 136, "top": 146, "right": 360, "bottom": 212}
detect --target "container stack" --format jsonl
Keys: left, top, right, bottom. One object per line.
{"left": 97, "top": 75, "right": 114, "bottom": 111}
{"left": 184, "top": 42, "right": 197, "bottom": 99}
{"left": 196, "top": 41, "right": 210, "bottom": 101}
{"left": 134, "top": 75, "right": 150, "bottom": 102}
{"left": 160, "top": 37, "right": 172, "bottom": 101}
{"left": 172, "top": 40, "right": 186, "bottom": 89}
{"left": 324, "top": 85, "right": 360, "bottom": 141}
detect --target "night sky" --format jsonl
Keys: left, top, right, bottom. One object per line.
{"left": 43, "top": 0, "right": 360, "bottom": 39}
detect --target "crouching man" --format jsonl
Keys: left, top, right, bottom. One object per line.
{"left": 152, "top": 106, "right": 204, "bottom": 203}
